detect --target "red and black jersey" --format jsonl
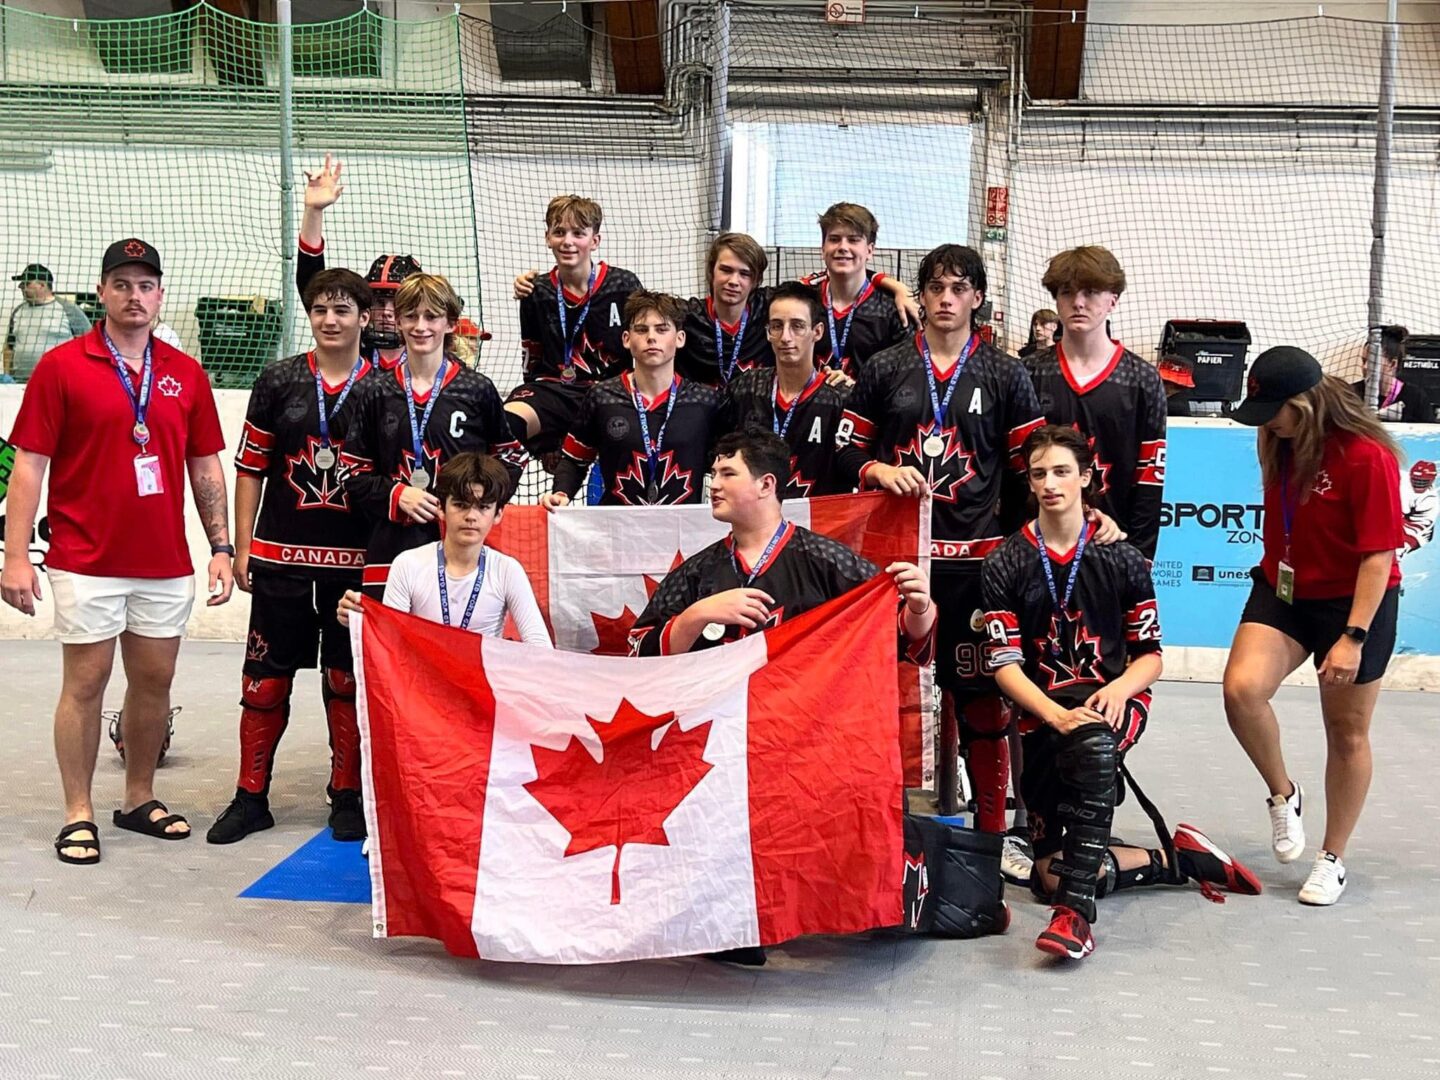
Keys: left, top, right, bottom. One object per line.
{"left": 553, "top": 372, "right": 720, "bottom": 506}
{"left": 835, "top": 332, "right": 1045, "bottom": 565}
{"left": 1024, "top": 343, "right": 1167, "bottom": 560}
{"left": 981, "top": 524, "right": 1162, "bottom": 711}
{"left": 812, "top": 272, "right": 907, "bottom": 376}
{"left": 519, "top": 262, "right": 643, "bottom": 385}
{"left": 717, "top": 367, "right": 851, "bottom": 497}
{"left": 676, "top": 294, "right": 775, "bottom": 387}
{"left": 235, "top": 352, "right": 377, "bottom": 579}
{"left": 341, "top": 362, "right": 527, "bottom": 586}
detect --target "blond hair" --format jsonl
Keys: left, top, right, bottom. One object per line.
{"left": 545, "top": 195, "right": 604, "bottom": 233}
{"left": 817, "top": 202, "right": 879, "bottom": 245}
{"left": 394, "top": 273, "right": 463, "bottom": 355}
{"left": 1258, "top": 374, "right": 1403, "bottom": 494}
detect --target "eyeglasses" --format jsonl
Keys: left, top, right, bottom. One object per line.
{"left": 766, "top": 319, "right": 814, "bottom": 336}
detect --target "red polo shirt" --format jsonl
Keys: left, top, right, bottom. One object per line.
{"left": 9, "top": 325, "right": 225, "bottom": 578}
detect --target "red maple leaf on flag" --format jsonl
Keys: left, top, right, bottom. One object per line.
{"left": 523, "top": 698, "right": 714, "bottom": 905}
{"left": 588, "top": 551, "right": 685, "bottom": 655}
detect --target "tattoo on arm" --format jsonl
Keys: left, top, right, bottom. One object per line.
{"left": 191, "top": 461, "right": 231, "bottom": 546}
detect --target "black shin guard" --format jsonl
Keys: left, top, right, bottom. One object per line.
{"left": 1049, "top": 725, "right": 1119, "bottom": 923}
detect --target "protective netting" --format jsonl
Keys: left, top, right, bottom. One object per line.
{"left": 3, "top": 2, "right": 1438, "bottom": 499}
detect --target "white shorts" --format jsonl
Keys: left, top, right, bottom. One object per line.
{"left": 46, "top": 570, "right": 195, "bottom": 645}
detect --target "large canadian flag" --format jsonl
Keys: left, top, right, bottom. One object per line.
{"left": 486, "top": 492, "right": 933, "bottom": 785}
{"left": 352, "top": 575, "right": 904, "bottom": 964}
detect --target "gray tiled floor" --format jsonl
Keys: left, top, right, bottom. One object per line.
{"left": 1, "top": 640, "right": 1437, "bottom": 1080}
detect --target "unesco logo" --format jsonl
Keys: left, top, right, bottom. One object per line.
{"left": 1192, "top": 565, "right": 1250, "bottom": 584}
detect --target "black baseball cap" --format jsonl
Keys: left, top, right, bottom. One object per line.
{"left": 101, "top": 238, "right": 163, "bottom": 277}
{"left": 1231, "top": 346, "right": 1323, "bottom": 426}
{"left": 12, "top": 263, "right": 53, "bottom": 286}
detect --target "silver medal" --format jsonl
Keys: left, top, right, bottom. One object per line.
{"left": 923, "top": 434, "right": 945, "bottom": 458}
{"left": 701, "top": 622, "right": 726, "bottom": 642}
{"left": 315, "top": 446, "right": 337, "bottom": 470}
{"left": 409, "top": 468, "right": 431, "bottom": 489}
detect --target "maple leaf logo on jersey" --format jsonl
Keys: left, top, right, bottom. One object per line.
{"left": 156, "top": 374, "right": 182, "bottom": 398}
{"left": 785, "top": 455, "right": 815, "bottom": 499}
{"left": 1069, "top": 425, "right": 1112, "bottom": 495}
{"left": 893, "top": 424, "right": 976, "bottom": 504}
{"left": 613, "top": 450, "right": 694, "bottom": 505}
{"left": 1312, "top": 469, "right": 1333, "bottom": 496}
{"left": 399, "top": 445, "right": 443, "bottom": 488}
{"left": 524, "top": 699, "right": 714, "bottom": 905}
{"left": 567, "top": 330, "right": 602, "bottom": 377}
{"left": 285, "top": 436, "right": 363, "bottom": 511}
{"left": 1035, "top": 608, "right": 1106, "bottom": 691}
{"left": 245, "top": 630, "right": 269, "bottom": 663}
{"left": 589, "top": 552, "right": 683, "bottom": 655}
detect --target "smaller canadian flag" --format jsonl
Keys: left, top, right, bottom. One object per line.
{"left": 352, "top": 574, "right": 904, "bottom": 964}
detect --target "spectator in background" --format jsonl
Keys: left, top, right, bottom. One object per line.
{"left": 5, "top": 264, "right": 91, "bottom": 381}
{"left": 1018, "top": 307, "right": 1060, "bottom": 359}
{"left": 1157, "top": 353, "right": 1196, "bottom": 418}
{"left": 1350, "top": 325, "right": 1434, "bottom": 424}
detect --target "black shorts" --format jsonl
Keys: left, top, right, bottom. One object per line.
{"left": 505, "top": 379, "right": 589, "bottom": 454}
{"left": 244, "top": 572, "right": 357, "bottom": 679}
{"left": 932, "top": 565, "right": 998, "bottom": 699}
{"left": 1240, "top": 567, "right": 1399, "bottom": 685}
{"left": 1021, "top": 695, "right": 1151, "bottom": 861}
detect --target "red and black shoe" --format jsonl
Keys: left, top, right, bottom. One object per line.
{"left": 1036, "top": 905, "right": 1094, "bottom": 960}
{"left": 1174, "top": 823, "right": 1263, "bottom": 900}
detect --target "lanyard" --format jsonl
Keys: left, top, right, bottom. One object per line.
{"left": 313, "top": 354, "right": 365, "bottom": 448}
{"left": 556, "top": 265, "right": 598, "bottom": 371}
{"left": 712, "top": 302, "right": 750, "bottom": 383}
{"left": 730, "top": 520, "right": 789, "bottom": 587}
{"left": 102, "top": 329, "right": 154, "bottom": 448}
{"left": 403, "top": 357, "right": 448, "bottom": 469}
{"left": 1279, "top": 447, "right": 1300, "bottom": 561}
{"left": 823, "top": 276, "right": 876, "bottom": 369}
{"left": 1035, "top": 521, "right": 1089, "bottom": 641}
{"left": 1382, "top": 378, "right": 1403, "bottom": 410}
{"left": 919, "top": 332, "right": 979, "bottom": 426}
{"left": 772, "top": 371, "right": 817, "bottom": 439}
{"left": 633, "top": 375, "right": 680, "bottom": 486}
{"left": 436, "top": 543, "right": 487, "bottom": 630}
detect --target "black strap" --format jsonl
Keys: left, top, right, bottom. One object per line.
{"left": 1117, "top": 761, "right": 1184, "bottom": 885}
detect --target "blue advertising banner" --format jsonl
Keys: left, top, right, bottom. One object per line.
{"left": 1155, "top": 422, "right": 1440, "bottom": 655}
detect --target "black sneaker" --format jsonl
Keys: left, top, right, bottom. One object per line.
{"left": 328, "top": 788, "right": 366, "bottom": 842}
{"left": 206, "top": 790, "right": 274, "bottom": 845}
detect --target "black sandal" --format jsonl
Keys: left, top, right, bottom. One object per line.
{"left": 55, "top": 821, "right": 101, "bottom": 865}
{"left": 112, "top": 800, "right": 191, "bottom": 840}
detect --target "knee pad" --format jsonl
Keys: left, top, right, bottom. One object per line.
{"left": 1055, "top": 724, "right": 1118, "bottom": 796}
{"left": 959, "top": 696, "right": 1012, "bottom": 740}
{"left": 241, "top": 675, "right": 292, "bottom": 712}
{"left": 323, "top": 667, "right": 356, "bottom": 700}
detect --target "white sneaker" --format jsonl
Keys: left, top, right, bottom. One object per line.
{"left": 1001, "top": 831, "right": 1033, "bottom": 885}
{"left": 1267, "top": 781, "right": 1305, "bottom": 864}
{"left": 1299, "top": 850, "right": 1347, "bottom": 905}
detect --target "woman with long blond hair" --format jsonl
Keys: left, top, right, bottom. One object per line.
{"left": 1224, "top": 346, "right": 1405, "bottom": 907}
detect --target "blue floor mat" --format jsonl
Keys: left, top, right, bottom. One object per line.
{"left": 240, "top": 829, "right": 372, "bottom": 904}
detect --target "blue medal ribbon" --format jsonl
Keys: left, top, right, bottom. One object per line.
{"left": 313, "top": 354, "right": 365, "bottom": 450}
{"left": 632, "top": 375, "right": 680, "bottom": 499}
{"left": 1035, "top": 521, "right": 1090, "bottom": 657}
{"left": 730, "top": 520, "right": 790, "bottom": 587}
{"left": 436, "top": 543, "right": 487, "bottom": 630}
{"left": 556, "top": 265, "right": 598, "bottom": 377}
{"left": 823, "top": 275, "right": 876, "bottom": 370}
{"left": 919, "top": 332, "right": 979, "bottom": 433}
{"left": 102, "top": 329, "right": 154, "bottom": 448}
{"left": 712, "top": 302, "right": 750, "bottom": 383}
{"left": 772, "top": 371, "right": 817, "bottom": 440}
{"left": 403, "top": 356, "right": 448, "bottom": 475}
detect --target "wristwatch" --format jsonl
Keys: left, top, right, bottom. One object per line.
{"left": 1341, "top": 625, "right": 1368, "bottom": 644}
{"left": 211, "top": 543, "right": 236, "bottom": 557}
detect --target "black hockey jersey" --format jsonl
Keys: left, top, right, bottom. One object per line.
{"left": 235, "top": 352, "right": 377, "bottom": 579}
{"left": 717, "top": 367, "right": 851, "bottom": 497}
{"left": 813, "top": 272, "right": 907, "bottom": 375}
{"left": 676, "top": 293, "right": 775, "bottom": 386}
{"left": 341, "top": 361, "right": 527, "bottom": 586}
{"left": 835, "top": 332, "right": 1045, "bottom": 565}
{"left": 980, "top": 523, "right": 1162, "bottom": 710}
{"left": 553, "top": 372, "right": 720, "bottom": 506}
{"left": 519, "top": 262, "right": 642, "bottom": 385}
{"left": 1024, "top": 343, "right": 1167, "bottom": 559}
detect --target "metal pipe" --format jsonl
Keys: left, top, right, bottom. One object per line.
{"left": 278, "top": 0, "right": 298, "bottom": 358}
{"left": 1365, "top": 0, "right": 1399, "bottom": 410}
{"left": 707, "top": 0, "right": 731, "bottom": 232}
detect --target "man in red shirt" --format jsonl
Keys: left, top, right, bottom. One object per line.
{"left": 1, "top": 238, "right": 234, "bottom": 866}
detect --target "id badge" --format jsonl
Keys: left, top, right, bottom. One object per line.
{"left": 1276, "top": 560, "right": 1296, "bottom": 605}
{"left": 134, "top": 454, "right": 164, "bottom": 497}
